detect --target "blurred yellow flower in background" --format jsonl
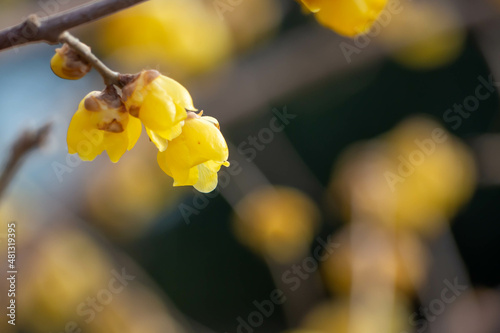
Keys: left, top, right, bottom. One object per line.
{"left": 233, "top": 186, "right": 320, "bottom": 263}
{"left": 87, "top": 282, "right": 188, "bottom": 333}
{"left": 86, "top": 141, "right": 182, "bottom": 241}
{"left": 67, "top": 90, "right": 142, "bottom": 163}
{"left": 217, "top": 0, "right": 282, "bottom": 52}
{"left": 157, "top": 113, "right": 229, "bottom": 193}
{"left": 297, "top": 297, "right": 409, "bottom": 333}
{"left": 20, "top": 230, "right": 112, "bottom": 332}
{"left": 17, "top": 228, "right": 188, "bottom": 333}
{"left": 384, "top": 117, "right": 476, "bottom": 231}
{"left": 378, "top": 0, "right": 465, "bottom": 69}
{"left": 96, "top": 0, "right": 232, "bottom": 77}
{"left": 122, "top": 70, "right": 194, "bottom": 151}
{"left": 332, "top": 116, "right": 476, "bottom": 236}
{"left": 321, "top": 223, "right": 429, "bottom": 296}
{"left": 297, "top": 0, "right": 388, "bottom": 36}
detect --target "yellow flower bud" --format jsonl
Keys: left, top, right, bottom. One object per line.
{"left": 67, "top": 89, "right": 142, "bottom": 163}
{"left": 157, "top": 113, "right": 229, "bottom": 193}
{"left": 50, "top": 44, "right": 91, "bottom": 80}
{"left": 122, "top": 70, "right": 194, "bottom": 151}
{"left": 298, "top": 0, "right": 388, "bottom": 36}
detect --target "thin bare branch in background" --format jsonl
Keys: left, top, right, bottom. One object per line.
{"left": 0, "top": 123, "right": 51, "bottom": 200}
{"left": 0, "top": 0, "right": 148, "bottom": 51}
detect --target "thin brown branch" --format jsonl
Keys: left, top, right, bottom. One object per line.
{"left": 0, "top": 124, "right": 51, "bottom": 200}
{"left": 0, "top": 0, "right": 148, "bottom": 52}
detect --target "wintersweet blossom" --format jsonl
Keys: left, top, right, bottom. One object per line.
{"left": 67, "top": 90, "right": 142, "bottom": 162}
{"left": 298, "top": 0, "right": 388, "bottom": 36}
{"left": 157, "top": 112, "right": 229, "bottom": 193}
{"left": 122, "top": 70, "right": 195, "bottom": 151}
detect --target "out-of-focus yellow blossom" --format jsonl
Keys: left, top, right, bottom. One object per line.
{"left": 86, "top": 142, "right": 182, "bottom": 241}
{"left": 233, "top": 186, "right": 320, "bottom": 263}
{"left": 67, "top": 89, "right": 142, "bottom": 163}
{"left": 20, "top": 230, "right": 112, "bottom": 333}
{"left": 299, "top": 298, "right": 410, "bottom": 333}
{"left": 332, "top": 116, "right": 476, "bottom": 236}
{"left": 96, "top": 0, "right": 232, "bottom": 77}
{"left": 122, "top": 70, "right": 193, "bottom": 151}
{"left": 321, "top": 224, "right": 429, "bottom": 296}
{"left": 50, "top": 43, "right": 91, "bottom": 80}
{"left": 378, "top": 1, "right": 465, "bottom": 69}
{"left": 298, "top": 0, "right": 388, "bottom": 36}
{"left": 219, "top": 0, "right": 282, "bottom": 52}
{"left": 157, "top": 112, "right": 229, "bottom": 193}
{"left": 385, "top": 117, "right": 475, "bottom": 232}
{"left": 88, "top": 283, "right": 188, "bottom": 333}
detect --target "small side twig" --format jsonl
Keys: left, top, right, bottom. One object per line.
{"left": 0, "top": 124, "right": 51, "bottom": 200}
{"left": 59, "top": 31, "right": 119, "bottom": 86}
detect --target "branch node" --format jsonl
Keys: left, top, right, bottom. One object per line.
{"left": 26, "top": 14, "right": 41, "bottom": 30}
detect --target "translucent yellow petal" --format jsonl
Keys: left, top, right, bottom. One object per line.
{"left": 139, "top": 92, "right": 186, "bottom": 141}
{"left": 173, "top": 166, "right": 199, "bottom": 187}
{"left": 158, "top": 139, "right": 193, "bottom": 176}
{"left": 146, "top": 127, "right": 169, "bottom": 152}
{"left": 103, "top": 131, "right": 129, "bottom": 163}
{"left": 194, "top": 163, "right": 219, "bottom": 193}
{"left": 145, "top": 120, "right": 184, "bottom": 147}
{"left": 156, "top": 150, "right": 173, "bottom": 178}
{"left": 155, "top": 75, "right": 196, "bottom": 111}
{"left": 203, "top": 160, "right": 225, "bottom": 173}
{"left": 126, "top": 116, "right": 142, "bottom": 151}
{"left": 158, "top": 149, "right": 199, "bottom": 186}
{"left": 298, "top": 0, "right": 322, "bottom": 12}
{"left": 200, "top": 116, "right": 219, "bottom": 127}
{"left": 67, "top": 108, "right": 105, "bottom": 161}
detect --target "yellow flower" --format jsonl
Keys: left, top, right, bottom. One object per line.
{"left": 233, "top": 186, "right": 320, "bottom": 263}
{"left": 95, "top": 0, "right": 232, "bottom": 78}
{"left": 331, "top": 116, "right": 476, "bottom": 237}
{"left": 378, "top": 1, "right": 464, "bottom": 69}
{"left": 298, "top": 0, "right": 388, "bottom": 36}
{"left": 157, "top": 113, "right": 229, "bottom": 193}
{"left": 298, "top": 0, "right": 321, "bottom": 12}
{"left": 50, "top": 43, "right": 91, "bottom": 80}
{"left": 67, "top": 90, "right": 142, "bottom": 163}
{"left": 122, "top": 70, "right": 194, "bottom": 151}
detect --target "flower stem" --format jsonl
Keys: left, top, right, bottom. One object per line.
{"left": 58, "top": 31, "right": 120, "bottom": 86}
